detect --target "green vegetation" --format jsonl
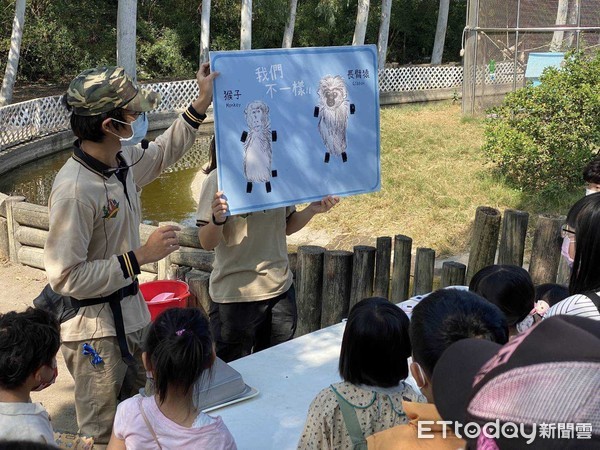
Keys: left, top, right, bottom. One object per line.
{"left": 483, "top": 51, "right": 600, "bottom": 196}
{"left": 309, "top": 102, "right": 582, "bottom": 257}
{"left": 0, "top": 0, "right": 467, "bottom": 83}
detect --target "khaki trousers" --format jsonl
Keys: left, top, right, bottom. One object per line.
{"left": 61, "top": 326, "right": 149, "bottom": 444}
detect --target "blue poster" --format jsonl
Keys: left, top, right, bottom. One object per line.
{"left": 210, "top": 45, "right": 380, "bottom": 215}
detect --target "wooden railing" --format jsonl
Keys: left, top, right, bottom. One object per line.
{"left": 0, "top": 194, "right": 567, "bottom": 335}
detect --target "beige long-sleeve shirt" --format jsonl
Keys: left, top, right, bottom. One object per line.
{"left": 44, "top": 111, "right": 203, "bottom": 342}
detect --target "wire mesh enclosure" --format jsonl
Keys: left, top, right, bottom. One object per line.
{"left": 463, "top": 0, "right": 600, "bottom": 115}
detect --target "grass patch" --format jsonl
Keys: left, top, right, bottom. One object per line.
{"left": 306, "top": 101, "right": 582, "bottom": 257}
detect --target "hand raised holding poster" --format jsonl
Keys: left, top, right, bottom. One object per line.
{"left": 210, "top": 45, "right": 380, "bottom": 215}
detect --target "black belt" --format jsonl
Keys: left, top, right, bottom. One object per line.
{"left": 73, "top": 280, "right": 139, "bottom": 365}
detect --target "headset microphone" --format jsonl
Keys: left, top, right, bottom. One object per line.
{"left": 103, "top": 139, "right": 150, "bottom": 174}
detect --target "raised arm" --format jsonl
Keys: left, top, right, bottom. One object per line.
{"left": 198, "top": 191, "right": 229, "bottom": 250}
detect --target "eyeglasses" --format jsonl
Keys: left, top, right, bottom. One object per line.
{"left": 561, "top": 226, "right": 576, "bottom": 239}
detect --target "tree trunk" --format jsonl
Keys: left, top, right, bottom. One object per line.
{"left": 282, "top": 0, "right": 298, "bottom": 48}
{"left": 0, "top": 0, "right": 26, "bottom": 107}
{"left": 431, "top": 0, "right": 450, "bottom": 64}
{"left": 565, "top": 0, "right": 579, "bottom": 48}
{"left": 199, "top": 0, "right": 212, "bottom": 64}
{"left": 377, "top": 0, "right": 392, "bottom": 69}
{"left": 241, "top": 0, "right": 252, "bottom": 50}
{"left": 550, "top": 0, "right": 569, "bottom": 52}
{"left": 117, "top": 0, "right": 138, "bottom": 80}
{"left": 352, "top": 0, "right": 370, "bottom": 46}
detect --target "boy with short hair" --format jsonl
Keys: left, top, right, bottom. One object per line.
{"left": 367, "top": 289, "right": 509, "bottom": 449}
{"left": 0, "top": 308, "right": 60, "bottom": 446}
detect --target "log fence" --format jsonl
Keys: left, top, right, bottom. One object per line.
{"left": 0, "top": 195, "right": 568, "bottom": 334}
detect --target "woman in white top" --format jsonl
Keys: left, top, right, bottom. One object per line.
{"left": 546, "top": 193, "right": 600, "bottom": 320}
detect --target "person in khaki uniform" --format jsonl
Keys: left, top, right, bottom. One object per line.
{"left": 197, "top": 140, "right": 339, "bottom": 362}
{"left": 44, "top": 63, "right": 217, "bottom": 444}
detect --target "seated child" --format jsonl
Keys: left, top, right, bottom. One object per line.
{"left": 0, "top": 308, "right": 60, "bottom": 446}
{"left": 108, "top": 307, "right": 237, "bottom": 450}
{"left": 432, "top": 315, "right": 600, "bottom": 448}
{"left": 469, "top": 264, "right": 535, "bottom": 337}
{"left": 366, "top": 289, "right": 509, "bottom": 449}
{"left": 583, "top": 155, "right": 600, "bottom": 195}
{"left": 533, "top": 283, "right": 569, "bottom": 319}
{"left": 298, "top": 297, "right": 423, "bottom": 450}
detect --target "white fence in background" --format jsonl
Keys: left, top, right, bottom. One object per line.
{"left": 0, "top": 65, "right": 466, "bottom": 151}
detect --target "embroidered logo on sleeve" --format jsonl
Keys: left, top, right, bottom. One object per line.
{"left": 102, "top": 199, "right": 120, "bottom": 219}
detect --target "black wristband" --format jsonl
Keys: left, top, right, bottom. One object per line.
{"left": 212, "top": 214, "right": 227, "bottom": 226}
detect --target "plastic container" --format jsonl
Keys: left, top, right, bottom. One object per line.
{"left": 140, "top": 280, "right": 191, "bottom": 321}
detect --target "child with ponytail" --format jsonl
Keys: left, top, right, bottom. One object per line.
{"left": 108, "top": 308, "right": 237, "bottom": 450}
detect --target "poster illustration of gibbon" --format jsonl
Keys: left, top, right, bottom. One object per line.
{"left": 211, "top": 45, "right": 380, "bottom": 215}
{"left": 314, "top": 75, "right": 355, "bottom": 163}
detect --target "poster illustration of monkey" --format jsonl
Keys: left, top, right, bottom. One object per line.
{"left": 211, "top": 45, "right": 380, "bottom": 215}
{"left": 240, "top": 100, "right": 278, "bottom": 193}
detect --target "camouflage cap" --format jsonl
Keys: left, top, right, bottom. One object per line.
{"left": 66, "top": 66, "right": 161, "bottom": 116}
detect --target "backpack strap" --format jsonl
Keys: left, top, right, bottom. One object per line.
{"left": 330, "top": 385, "right": 368, "bottom": 450}
{"left": 584, "top": 291, "right": 600, "bottom": 313}
{"left": 139, "top": 397, "right": 163, "bottom": 450}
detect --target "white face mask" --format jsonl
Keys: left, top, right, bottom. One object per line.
{"left": 586, "top": 188, "right": 598, "bottom": 196}
{"left": 109, "top": 113, "right": 148, "bottom": 146}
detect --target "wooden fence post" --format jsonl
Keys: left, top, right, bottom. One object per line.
{"left": 529, "top": 215, "right": 563, "bottom": 285}
{"left": 185, "top": 269, "right": 212, "bottom": 315}
{"left": 555, "top": 256, "right": 571, "bottom": 286}
{"left": 321, "top": 250, "right": 353, "bottom": 328}
{"left": 349, "top": 245, "right": 376, "bottom": 309}
{"left": 413, "top": 247, "right": 435, "bottom": 295}
{"left": 466, "top": 206, "right": 501, "bottom": 283}
{"left": 497, "top": 209, "right": 529, "bottom": 266}
{"left": 0, "top": 216, "right": 8, "bottom": 260}
{"left": 157, "top": 221, "right": 176, "bottom": 279}
{"left": 391, "top": 235, "right": 412, "bottom": 302}
{"left": 5, "top": 196, "right": 26, "bottom": 263}
{"left": 440, "top": 261, "right": 466, "bottom": 287}
{"left": 374, "top": 236, "right": 392, "bottom": 298}
{"left": 296, "top": 245, "right": 325, "bottom": 337}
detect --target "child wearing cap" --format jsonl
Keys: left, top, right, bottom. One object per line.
{"left": 366, "top": 289, "right": 508, "bottom": 450}
{"left": 432, "top": 315, "right": 600, "bottom": 448}
{"left": 0, "top": 308, "right": 60, "bottom": 446}
{"left": 43, "top": 63, "right": 217, "bottom": 444}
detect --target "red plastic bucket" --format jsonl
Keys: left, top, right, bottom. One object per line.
{"left": 140, "top": 280, "right": 191, "bottom": 321}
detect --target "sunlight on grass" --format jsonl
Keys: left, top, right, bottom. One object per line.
{"left": 307, "top": 101, "right": 581, "bottom": 257}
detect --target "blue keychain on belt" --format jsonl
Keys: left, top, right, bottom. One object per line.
{"left": 82, "top": 343, "right": 103, "bottom": 366}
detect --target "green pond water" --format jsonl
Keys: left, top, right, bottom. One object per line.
{"left": 0, "top": 132, "right": 211, "bottom": 226}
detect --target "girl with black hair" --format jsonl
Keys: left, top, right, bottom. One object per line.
{"left": 469, "top": 264, "right": 536, "bottom": 338}
{"left": 108, "top": 308, "right": 237, "bottom": 450}
{"left": 298, "top": 298, "right": 422, "bottom": 449}
{"left": 546, "top": 193, "right": 600, "bottom": 320}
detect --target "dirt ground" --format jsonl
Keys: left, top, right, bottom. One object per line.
{"left": 0, "top": 258, "right": 78, "bottom": 433}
